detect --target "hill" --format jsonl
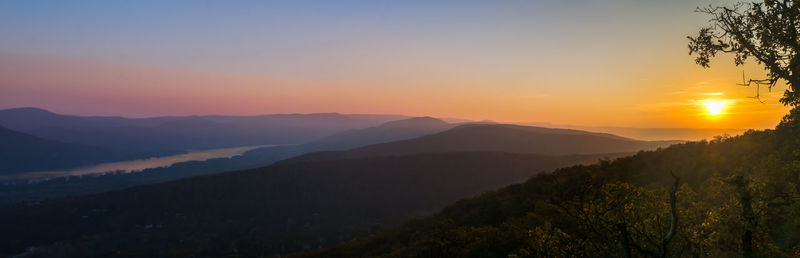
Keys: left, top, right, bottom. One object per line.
{"left": 242, "top": 116, "right": 456, "bottom": 163}
{"left": 283, "top": 124, "right": 680, "bottom": 163}
{"left": 302, "top": 116, "right": 455, "bottom": 151}
{"left": 304, "top": 111, "right": 800, "bottom": 257}
{"left": 0, "top": 126, "right": 130, "bottom": 174}
{"left": 0, "top": 151, "right": 627, "bottom": 257}
{"left": 519, "top": 121, "right": 746, "bottom": 141}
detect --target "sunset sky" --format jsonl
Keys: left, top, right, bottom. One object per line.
{"left": 0, "top": 0, "right": 791, "bottom": 129}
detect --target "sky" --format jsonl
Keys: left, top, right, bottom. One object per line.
{"left": 0, "top": 0, "right": 792, "bottom": 129}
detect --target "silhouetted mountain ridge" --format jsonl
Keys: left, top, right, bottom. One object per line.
{"left": 0, "top": 107, "right": 406, "bottom": 155}
{"left": 301, "top": 116, "right": 454, "bottom": 150}
{"left": 281, "top": 123, "right": 680, "bottom": 164}
{"left": 518, "top": 121, "right": 747, "bottom": 141}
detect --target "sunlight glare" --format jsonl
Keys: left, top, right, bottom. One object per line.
{"left": 704, "top": 100, "right": 727, "bottom": 116}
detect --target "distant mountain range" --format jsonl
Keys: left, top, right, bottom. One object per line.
{"left": 282, "top": 124, "right": 680, "bottom": 163}
{"left": 241, "top": 116, "right": 457, "bottom": 163}
{"left": 0, "top": 114, "right": 456, "bottom": 178}
{"left": 0, "top": 107, "right": 685, "bottom": 179}
{"left": 0, "top": 107, "right": 409, "bottom": 155}
{"left": 518, "top": 121, "right": 747, "bottom": 141}
{"left": 0, "top": 107, "right": 420, "bottom": 174}
{"left": 304, "top": 116, "right": 455, "bottom": 150}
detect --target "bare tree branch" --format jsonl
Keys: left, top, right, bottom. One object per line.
{"left": 658, "top": 171, "right": 680, "bottom": 258}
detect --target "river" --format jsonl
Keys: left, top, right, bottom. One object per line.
{"left": 1, "top": 145, "right": 269, "bottom": 181}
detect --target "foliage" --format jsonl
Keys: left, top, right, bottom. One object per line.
{"left": 688, "top": 0, "right": 800, "bottom": 104}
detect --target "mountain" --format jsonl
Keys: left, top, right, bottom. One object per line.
{"left": 0, "top": 107, "right": 404, "bottom": 155}
{"left": 518, "top": 121, "right": 747, "bottom": 141}
{"left": 0, "top": 126, "right": 130, "bottom": 174}
{"left": 282, "top": 123, "right": 681, "bottom": 163}
{"left": 0, "top": 151, "right": 628, "bottom": 257}
{"left": 305, "top": 114, "right": 800, "bottom": 257}
{"left": 215, "top": 116, "right": 457, "bottom": 171}
{"left": 334, "top": 114, "right": 411, "bottom": 123}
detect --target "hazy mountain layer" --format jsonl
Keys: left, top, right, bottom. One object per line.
{"left": 0, "top": 117, "right": 456, "bottom": 204}
{"left": 282, "top": 123, "right": 681, "bottom": 163}
{"left": 519, "top": 121, "right": 747, "bottom": 141}
{"left": 0, "top": 107, "right": 406, "bottom": 154}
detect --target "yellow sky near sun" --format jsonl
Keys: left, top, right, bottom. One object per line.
{"left": 392, "top": 54, "right": 792, "bottom": 129}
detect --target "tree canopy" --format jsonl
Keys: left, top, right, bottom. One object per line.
{"left": 689, "top": 0, "right": 800, "bottom": 105}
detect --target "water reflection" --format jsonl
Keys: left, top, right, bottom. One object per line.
{"left": 2, "top": 145, "right": 268, "bottom": 181}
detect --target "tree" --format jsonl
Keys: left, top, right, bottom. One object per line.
{"left": 688, "top": 0, "right": 800, "bottom": 105}
{"left": 547, "top": 172, "right": 683, "bottom": 257}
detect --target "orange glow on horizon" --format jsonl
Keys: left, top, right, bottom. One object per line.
{"left": 0, "top": 53, "right": 792, "bottom": 130}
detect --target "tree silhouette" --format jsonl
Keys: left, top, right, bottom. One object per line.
{"left": 688, "top": 0, "right": 800, "bottom": 105}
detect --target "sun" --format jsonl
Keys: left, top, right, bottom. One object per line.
{"left": 704, "top": 100, "right": 727, "bottom": 116}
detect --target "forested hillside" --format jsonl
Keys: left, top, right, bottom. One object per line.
{"left": 306, "top": 110, "right": 800, "bottom": 257}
